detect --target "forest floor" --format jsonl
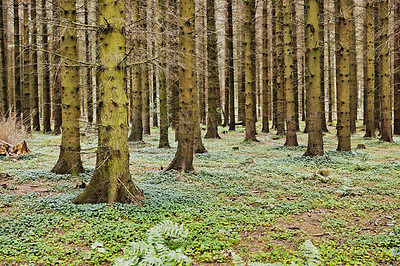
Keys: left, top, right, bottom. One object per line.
{"left": 1, "top": 122, "right": 400, "bottom": 265}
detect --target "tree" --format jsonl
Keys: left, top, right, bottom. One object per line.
{"left": 349, "top": 0, "right": 357, "bottom": 134}
{"left": 51, "top": 0, "right": 84, "bottom": 174}
{"left": 14, "top": 0, "right": 21, "bottom": 124}
{"left": 158, "top": 0, "right": 170, "bottom": 148}
{"left": 205, "top": 0, "right": 220, "bottom": 139}
{"left": 226, "top": 0, "right": 235, "bottom": 131}
{"left": 31, "top": 0, "right": 40, "bottom": 131}
{"left": 261, "top": 0, "right": 269, "bottom": 133}
{"left": 379, "top": 0, "right": 392, "bottom": 142}
{"left": 319, "top": 0, "right": 328, "bottom": 133}
{"left": 395, "top": 0, "right": 400, "bottom": 135}
{"left": 336, "top": 0, "right": 352, "bottom": 151}
{"left": 364, "top": 0, "right": 375, "bottom": 138}
{"left": 0, "top": 0, "right": 8, "bottom": 118}
{"left": 21, "top": 0, "right": 30, "bottom": 132}
{"left": 41, "top": 0, "right": 51, "bottom": 132}
{"left": 304, "top": 0, "right": 323, "bottom": 156}
{"left": 244, "top": 0, "right": 257, "bottom": 142}
{"left": 52, "top": 0, "right": 62, "bottom": 135}
{"left": 73, "top": 0, "right": 144, "bottom": 204}
{"left": 275, "top": 0, "right": 285, "bottom": 136}
{"left": 283, "top": 0, "right": 298, "bottom": 146}
{"left": 166, "top": 0, "right": 196, "bottom": 172}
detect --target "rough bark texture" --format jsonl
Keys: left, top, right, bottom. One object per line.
{"left": 73, "top": 0, "right": 144, "bottom": 204}
{"left": 238, "top": 13, "right": 246, "bottom": 125}
{"left": 52, "top": 0, "right": 62, "bottom": 135}
{"left": 379, "top": 0, "right": 392, "bottom": 142}
{"left": 51, "top": 0, "right": 84, "bottom": 174}
{"left": 261, "top": 0, "right": 269, "bottom": 133}
{"left": 304, "top": 0, "right": 324, "bottom": 156}
{"left": 283, "top": 0, "right": 298, "bottom": 146}
{"left": 42, "top": 0, "right": 51, "bottom": 133}
{"left": 158, "top": 0, "right": 170, "bottom": 148}
{"left": 31, "top": 0, "right": 40, "bottom": 131}
{"left": 166, "top": 0, "right": 196, "bottom": 172}
{"left": 14, "top": 0, "right": 21, "bottom": 123}
{"left": 205, "top": 0, "right": 220, "bottom": 139}
{"left": 244, "top": 0, "right": 257, "bottom": 142}
{"left": 276, "top": 0, "right": 285, "bottom": 136}
{"left": 319, "top": 0, "right": 328, "bottom": 133}
{"left": 373, "top": 2, "right": 381, "bottom": 133}
{"left": 364, "top": 0, "right": 375, "bottom": 138}
{"left": 349, "top": 0, "right": 357, "bottom": 134}
{"left": 336, "top": 0, "right": 352, "bottom": 151}
{"left": 21, "top": 1, "right": 30, "bottom": 132}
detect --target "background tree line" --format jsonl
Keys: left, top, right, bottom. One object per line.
{"left": 0, "top": 0, "right": 399, "bottom": 203}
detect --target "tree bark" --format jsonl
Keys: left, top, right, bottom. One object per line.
{"left": 276, "top": 0, "right": 285, "bottom": 136}
{"left": 73, "top": 0, "right": 144, "bottom": 204}
{"left": 42, "top": 0, "right": 51, "bottom": 133}
{"left": 395, "top": 0, "right": 400, "bottom": 135}
{"left": 14, "top": 0, "right": 21, "bottom": 124}
{"left": 166, "top": 0, "right": 196, "bottom": 172}
{"left": 319, "top": 0, "right": 328, "bottom": 133}
{"left": 261, "top": 0, "right": 269, "bottom": 133}
{"left": 51, "top": 0, "right": 84, "bottom": 174}
{"left": 226, "top": 0, "right": 235, "bottom": 131}
{"left": 336, "top": 0, "right": 352, "bottom": 151}
{"left": 304, "top": 0, "right": 324, "bottom": 156}
{"left": 0, "top": 0, "right": 8, "bottom": 118}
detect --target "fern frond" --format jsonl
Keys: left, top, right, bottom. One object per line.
{"left": 148, "top": 220, "right": 189, "bottom": 245}
{"left": 161, "top": 249, "right": 192, "bottom": 265}
{"left": 300, "top": 240, "right": 321, "bottom": 266}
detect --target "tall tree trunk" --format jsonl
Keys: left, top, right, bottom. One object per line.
{"left": 395, "top": 0, "right": 400, "bottom": 135}
{"left": 373, "top": 2, "right": 381, "bottom": 134}
{"left": 319, "top": 0, "right": 328, "bottom": 133}
{"left": 128, "top": 2, "right": 143, "bottom": 142}
{"left": 272, "top": 4, "right": 277, "bottom": 130}
{"left": 237, "top": 14, "right": 246, "bottom": 125}
{"left": 0, "top": 0, "right": 8, "bottom": 118}
{"left": 226, "top": 0, "right": 235, "bottom": 131}
{"left": 52, "top": 0, "right": 62, "bottom": 134}
{"left": 141, "top": 0, "right": 150, "bottom": 135}
{"left": 261, "top": 0, "right": 269, "bottom": 133}
{"left": 42, "top": 0, "right": 51, "bottom": 132}
{"left": 276, "top": 0, "right": 285, "bottom": 136}
{"left": 336, "top": 0, "right": 352, "bottom": 151}
{"left": 87, "top": 0, "right": 97, "bottom": 125}
{"left": 21, "top": 0, "right": 30, "bottom": 132}
{"left": 304, "top": 0, "right": 324, "bottom": 156}
{"left": 73, "top": 0, "right": 143, "bottom": 204}
{"left": 379, "top": 0, "right": 392, "bottom": 142}
{"left": 77, "top": 0, "right": 87, "bottom": 121}
{"left": 31, "top": 0, "right": 40, "bottom": 131}
{"left": 283, "top": 0, "right": 298, "bottom": 146}
{"left": 166, "top": 0, "right": 196, "bottom": 172}
{"left": 327, "top": 17, "right": 334, "bottom": 123}
{"left": 364, "top": 0, "right": 375, "bottom": 138}
{"left": 158, "top": 0, "right": 170, "bottom": 148}
{"left": 244, "top": 0, "right": 257, "bottom": 142}
{"left": 51, "top": 0, "right": 84, "bottom": 174}
{"left": 349, "top": 0, "right": 357, "bottom": 134}
{"left": 292, "top": 0, "right": 299, "bottom": 131}
{"left": 205, "top": 0, "right": 220, "bottom": 139}
{"left": 14, "top": 0, "right": 21, "bottom": 123}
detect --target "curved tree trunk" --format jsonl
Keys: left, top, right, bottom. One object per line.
{"left": 51, "top": 0, "right": 84, "bottom": 174}
{"left": 73, "top": 0, "right": 144, "bottom": 204}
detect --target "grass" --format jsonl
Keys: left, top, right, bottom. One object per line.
{"left": 1, "top": 122, "right": 400, "bottom": 265}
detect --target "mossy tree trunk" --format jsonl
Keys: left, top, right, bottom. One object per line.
{"left": 205, "top": 0, "right": 220, "bottom": 139}
{"left": 244, "top": 0, "right": 257, "bottom": 142}
{"left": 364, "top": 0, "right": 375, "bottom": 138}
{"left": 0, "top": 0, "right": 7, "bottom": 118}
{"left": 336, "top": 0, "right": 352, "bottom": 151}
{"left": 379, "top": 0, "right": 392, "bottom": 142}
{"left": 51, "top": 0, "right": 84, "bottom": 174}
{"left": 73, "top": 0, "right": 144, "bottom": 204}
{"left": 158, "top": 0, "right": 170, "bottom": 148}
{"left": 304, "top": 0, "right": 324, "bottom": 156}
{"left": 166, "top": 0, "right": 196, "bottom": 172}
{"left": 283, "top": 0, "right": 298, "bottom": 146}
{"left": 261, "top": 0, "right": 269, "bottom": 133}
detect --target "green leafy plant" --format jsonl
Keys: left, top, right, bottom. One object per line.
{"left": 114, "top": 220, "right": 191, "bottom": 266}
{"left": 232, "top": 240, "right": 321, "bottom": 266}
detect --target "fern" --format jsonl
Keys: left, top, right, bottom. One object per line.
{"left": 114, "top": 220, "right": 191, "bottom": 266}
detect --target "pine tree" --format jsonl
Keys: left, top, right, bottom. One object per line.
{"left": 0, "top": 0, "right": 8, "bottom": 118}
{"left": 261, "top": 0, "right": 269, "bottom": 133}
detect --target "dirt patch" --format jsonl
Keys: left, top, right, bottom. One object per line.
{"left": 0, "top": 173, "right": 52, "bottom": 195}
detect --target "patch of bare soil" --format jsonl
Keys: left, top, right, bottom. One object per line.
{"left": 0, "top": 173, "right": 51, "bottom": 196}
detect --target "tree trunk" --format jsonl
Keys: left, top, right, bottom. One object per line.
{"left": 226, "top": 0, "right": 235, "bottom": 131}
{"left": 292, "top": 0, "right": 299, "bottom": 131}
{"left": 364, "top": 0, "right": 375, "bottom": 138}
{"left": 395, "top": 0, "right": 400, "bottom": 135}
{"left": 73, "top": 0, "right": 144, "bottom": 204}
{"left": 142, "top": 64, "right": 151, "bottom": 135}
{"left": 379, "top": 0, "right": 392, "bottom": 142}
{"left": 336, "top": 0, "right": 352, "bottom": 151}
{"left": 205, "top": 0, "right": 220, "bottom": 139}
{"left": 244, "top": 0, "right": 257, "bottom": 142}
{"left": 42, "top": 0, "right": 51, "bottom": 133}
{"left": 349, "top": 0, "right": 357, "bottom": 134}
{"left": 276, "top": 0, "right": 285, "bottom": 136}
{"left": 283, "top": 0, "right": 298, "bottom": 146}
{"left": 373, "top": 2, "right": 381, "bottom": 134}
{"left": 261, "top": 0, "right": 269, "bottom": 133}
{"left": 21, "top": 0, "right": 30, "bottom": 132}
{"left": 304, "top": 0, "right": 324, "bottom": 156}
{"left": 158, "top": 0, "right": 170, "bottom": 148}
{"left": 0, "top": 0, "right": 8, "bottom": 118}
{"left": 237, "top": 15, "right": 246, "bottom": 125}
{"left": 319, "top": 0, "right": 328, "bottom": 133}
{"left": 166, "top": 0, "right": 196, "bottom": 172}
{"left": 52, "top": 0, "right": 84, "bottom": 174}
{"left": 14, "top": 0, "right": 21, "bottom": 123}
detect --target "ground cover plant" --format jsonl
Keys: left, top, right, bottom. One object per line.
{"left": 1, "top": 123, "right": 400, "bottom": 265}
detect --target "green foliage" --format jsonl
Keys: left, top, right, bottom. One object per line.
{"left": 114, "top": 220, "right": 191, "bottom": 266}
